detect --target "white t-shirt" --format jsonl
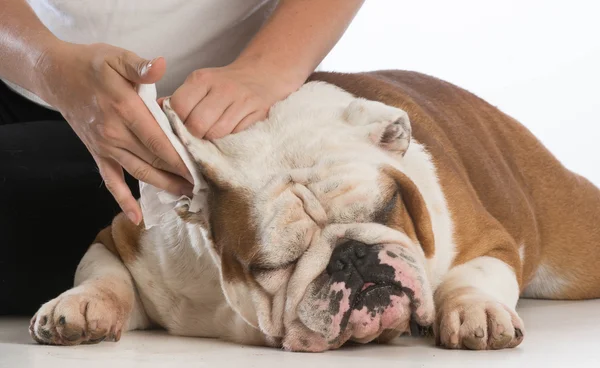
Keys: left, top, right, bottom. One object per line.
{"left": 5, "top": 0, "right": 278, "bottom": 108}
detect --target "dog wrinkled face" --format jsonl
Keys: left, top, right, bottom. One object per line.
{"left": 169, "top": 82, "right": 435, "bottom": 351}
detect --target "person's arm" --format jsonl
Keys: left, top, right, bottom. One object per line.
{"left": 0, "top": 0, "right": 61, "bottom": 95}
{"left": 0, "top": 0, "right": 192, "bottom": 225}
{"left": 237, "top": 0, "right": 364, "bottom": 94}
{"left": 170, "top": 0, "right": 364, "bottom": 139}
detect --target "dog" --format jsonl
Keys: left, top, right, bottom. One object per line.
{"left": 29, "top": 70, "right": 600, "bottom": 352}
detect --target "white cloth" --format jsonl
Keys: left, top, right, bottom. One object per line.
{"left": 136, "top": 84, "right": 206, "bottom": 229}
{"left": 4, "top": 0, "right": 277, "bottom": 108}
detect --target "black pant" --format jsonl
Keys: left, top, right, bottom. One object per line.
{"left": 0, "top": 81, "right": 138, "bottom": 315}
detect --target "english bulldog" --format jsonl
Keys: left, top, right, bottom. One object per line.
{"left": 29, "top": 71, "right": 600, "bottom": 352}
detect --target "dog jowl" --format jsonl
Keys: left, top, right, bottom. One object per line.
{"left": 288, "top": 240, "right": 434, "bottom": 351}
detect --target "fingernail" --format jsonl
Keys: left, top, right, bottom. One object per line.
{"left": 141, "top": 57, "right": 159, "bottom": 76}
{"left": 126, "top": 211, "right": 139, "bottom": 225}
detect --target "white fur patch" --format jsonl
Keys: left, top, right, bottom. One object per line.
{"left": 521, "top": 263, "right": 571, "bottom": 299}
{"left": 439, "top": 256, "right": 520, "bottom": 310}
{"left": 74, "top": 243, "right": 129, "bottom": 285}
{"left": 74, "top": 243, "right": 150, "bottom": 331}
{"left": 519, "top": 244, "right": 525, "bottom": 263}
{"left": 394, "top": 140, "right": 456, "bottom": 289}
{"left": 127, "top": 211, "right": 231, "bottom": 333}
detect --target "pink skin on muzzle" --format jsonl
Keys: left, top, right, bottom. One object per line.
{"left": 286, "top": 243, "right": 434, "bottom": 352}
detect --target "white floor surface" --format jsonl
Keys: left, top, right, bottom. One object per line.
{"left": 1, "top": 299, "right": 598, "bottom": 368}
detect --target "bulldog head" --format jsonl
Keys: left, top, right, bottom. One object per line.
{"left": 168, "top": 82, "right": 435, "bottom": 351}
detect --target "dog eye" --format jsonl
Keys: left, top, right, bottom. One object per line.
{"left": 249, "top": 259, "right": 297, "bottom": 274}
{"left": 373, "top": 191, "right": 399, "bottom": 224}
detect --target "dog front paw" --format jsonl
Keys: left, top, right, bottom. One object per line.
{"left": 434, "top": 290, "right": 524, "bottom": 350}
{"left": 29, "top": 285, "right": 126, "bottom": 346}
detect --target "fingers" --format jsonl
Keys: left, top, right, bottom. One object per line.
{"left": 184, "top": 90, "right": 233, "bottom": 138}
{"left": 204, "top": 99, "right": 261, "bottom": 140}
{"left": 111, "top": 147, "right": 193, "bottom": 197}
{"left": 169, "top": 67, "right": 275, "bottom": 140}
{"left": 104, "top": 51, "right": 192, "bottom": 182}
{"left": 96, "top": 152, "right": 193, "bottom": 226}
{"left": 115, "top": 127, "right": 183, "bottom": 177}
{"left": 116, "top": 92, "right": 193, "bottom": 183}
{"left": 55, "top": 44, "right": 196, "bottom": 226}
{"left": 108, "top": 52, "right": 166, "bottom": 84}
{"left": 232, "top": 110, "right": 268, "bottom": 135}
{"left": 96, "top": 157, "right": 141, "bottom": 225}
{"left": 170, "top": 76, "right": 210, "bottom": 123}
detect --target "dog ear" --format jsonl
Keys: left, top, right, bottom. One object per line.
{"left": 165, "top": 99, "right": 240, "bottom": 190}
{"left": 383, "top": 166, "right": 435, "bottom": 257}
{"left": 343, "top": 99, "right": 412, "bottom": 156}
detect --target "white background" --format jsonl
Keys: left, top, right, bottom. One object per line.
{"left": 322, "top": 0, "right": 600, "bottom": 185}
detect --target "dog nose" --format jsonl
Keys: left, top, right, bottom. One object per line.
{"left": 327, "top": 240, "right": 369, "bottom": 274}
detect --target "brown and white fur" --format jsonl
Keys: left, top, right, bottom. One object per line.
{"left": 29, "top": 71, "right": 600, "bottom": 352}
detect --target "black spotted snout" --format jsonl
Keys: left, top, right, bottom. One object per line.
{"left": 326, "top": 241, "right": 397, "bottom": 287}
{"left": 326, "top": 240, "right": 369, "bottom": 275}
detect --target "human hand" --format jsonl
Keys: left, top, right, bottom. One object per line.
{"left": 37, "top": 42, "right": 193, "bottom": 225}
{"left": 168, "top": 63, "right": 297, "bottom": 140}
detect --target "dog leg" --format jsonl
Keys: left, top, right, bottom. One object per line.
{"left": 434, "top": 256, "right": 525, "bottom": 350}
{"left": 29, "top": 242, "right": 149, "bottom": 345}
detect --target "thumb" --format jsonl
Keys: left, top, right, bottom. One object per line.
{"left": 111, "top": 52, "right": 166, "bottom": 84}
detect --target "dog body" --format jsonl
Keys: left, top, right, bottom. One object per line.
{"left": 30, "top": 71, "right": 600, "bottom": 351}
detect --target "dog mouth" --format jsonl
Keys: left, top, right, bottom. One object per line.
{"left": 359, "top": 282, "right": 381, "bottom": 292}
{"left": 343, "top": 280, "right": 420, "bottom": 341}
{"left": 289, "top": 242, "right": 434, "bottom": 351}
{"left": 355, "top": 284, "right": 404, "bottom": 303}
{"left": 350, "top": 282, "right": 412, "bottom": 321}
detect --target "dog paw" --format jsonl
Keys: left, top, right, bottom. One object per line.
{"left": 29, "top": 285, "right": 126, "bottom": 346}
{"left": 434, "top": 292, "right": 524, "bottom": 350}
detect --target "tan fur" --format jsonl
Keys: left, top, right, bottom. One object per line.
{"left": 94, "top": 226, "right": 117, "bottom": 256}
{"left": 175, "top": 206, "right": 210, "bottom": 232}
{"left": 208, "top": 187, "right": 260, "bottom": 282}
{"left": 309, "top": 71, "right": 600, "bottom": 299}
{"left": 382, "top": 166, "right": 436, "bottom": 258}
{"left": 108, "top": 212, "right": 144, "bottom": 264}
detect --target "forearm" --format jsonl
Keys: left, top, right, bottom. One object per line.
{"left": 233, "top": 0, "right": 364, "bottom": 90}
{"left": 0, "top": 0, "right": 62, "bottom": 94}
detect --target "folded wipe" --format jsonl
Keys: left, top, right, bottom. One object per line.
{"left": 137, "top": 84, "right": 206, "bottom": 229}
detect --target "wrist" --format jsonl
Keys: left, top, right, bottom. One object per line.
{"left": 231, "top": 53, "right": 310, "bottom": 97}
{"left": 32, "top": 39, "right": 75, "bottom": 105}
